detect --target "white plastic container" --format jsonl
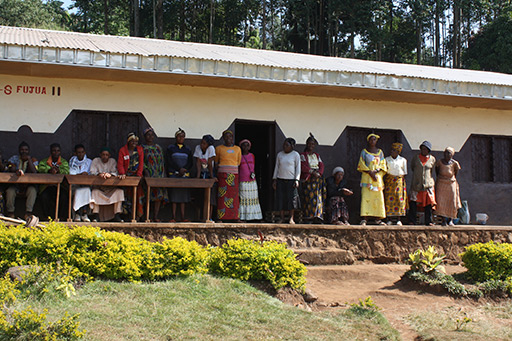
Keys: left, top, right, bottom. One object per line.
{"left": 476, "top": 213, "right": 489, "bottom": 225}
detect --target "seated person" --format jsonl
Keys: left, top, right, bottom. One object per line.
{"left": 326, "top": 167, "right": 353, "bottom": 225}
{"left": 90, "top": 148, "right": 124, "bottom": 222}
{"left": 118, "top": 132, "right": 144, "bottom": 220}
{"left": 38, "top": 143, "right": 69, "bottom": 220}
{"left": 5, "top": 141, "right": 38, "bottom": 220}
{"left": 69, "top": 144, "right": 93, "bottom": 222}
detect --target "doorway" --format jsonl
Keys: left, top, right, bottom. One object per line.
{"left": 234, "top": 119, "right": 276, "bottom": 215}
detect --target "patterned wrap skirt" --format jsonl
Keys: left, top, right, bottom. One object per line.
{"left": 301, "top": 176, "right": 326, "bottom": 219}
{"left": 217, "top": 169, "right": 239, "bottom": 220}
{"left": 239, "top": 180, "right": 263, "bottom": 221}
{"left": 329, "top": 196, "right": 349, "bottom": 224}
{"left": 384, "top": 174, "right": 408, "bottom": 217}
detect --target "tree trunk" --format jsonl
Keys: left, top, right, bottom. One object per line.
{"left": 350, "top": 31, "right": 355, "bottom": 58}
{"left": 416, "top": 19, "right": 421, "bottom": 64}
{"left": 435, "top": 0, "right": 440, "bottom": 66}
{"left": 318, "top": 0, "right": 324, "bottom": 55}
{"left": 209, "top": 0, "right": 214, "bottom": 43}
{"left": 388, "top": 0, "right": 394, "bottom": 62}
{"left": 103, "top": 0, "right": 109, "bottom": 35}
{"left": 262, "top": 0, "right": 267, "bottom": 49}
{"left": 133, "top": 0, "right": 140, "bottom": 37}
{"left": 156, "top": 0, "right": 164, "bottom": 39}
{"left": 180, "top": 1, "right": 185, "bottom": 41}
{"left": 453, "top": 2, "right": 460, "bottom": 68}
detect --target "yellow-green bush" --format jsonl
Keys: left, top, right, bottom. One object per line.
{"left": 145, "top": 237, "right": 209, "bottom": 280}
{"left": 0, "top": 223, "right": 208, "bottom": 282}
{"left": 460, "top": 241, "right": 512, "bottom": 282}
{"left": 0, "top": 222, "right": 306, "bottom": 290}
{"left": 208, "top": 239, "right": 307, "bottom": 291}
{"left": 0, "top": 274, "right": 85, "bottom": 340}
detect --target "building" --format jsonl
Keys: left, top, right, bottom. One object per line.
{"left": 1, "top": 26, "right": 511, "bottom": 223}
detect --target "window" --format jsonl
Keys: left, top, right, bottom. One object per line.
{"left": 471, "top": 134, "right": 512, "bottom": 183}
{"left": 72, "top": 110, "right": 146, "bottom": 158}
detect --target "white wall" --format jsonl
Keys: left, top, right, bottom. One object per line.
{"left": 1, "top": 74, "right": 511, "bottom": 151}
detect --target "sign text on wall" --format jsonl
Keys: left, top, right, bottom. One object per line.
{"left": 0, "top": 85, "right": 61, "bottom": 96}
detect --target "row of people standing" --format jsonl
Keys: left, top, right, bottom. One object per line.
{"left": 271, "top": 134, "right": 353, "bottom": 225}
{"left": 119, "top": 128, "right": 264, "bottom": 223}
{"left": 358, "top": 135, "right": 462, "bottom": 226}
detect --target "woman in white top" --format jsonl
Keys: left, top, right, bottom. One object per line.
{"left": 69, "top": 144, "right": 92, "bottom": 222}
{"left": 384, "top": 142, "right": 408, "bottom": 225}
{"left": 272, "top": 138, "right": 301, "bottom": 224}
{"left": 194, "top": 134, "right": 216, "bottom": 222}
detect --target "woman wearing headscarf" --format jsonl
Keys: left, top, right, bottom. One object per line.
{"left": 384, "top": 142, "right": 408, "bottom": 225}
{"left": 273, "top": 138, "right": 301, "bottom": 224}
{"left": 90, "top": 147, "right": 125, "bottom": 222}
{"left": 215, "top": 129, "right": 242, "bottom": 221}
{"left": 435, "top": 147, "right": 461, "bottom": 226}
{"left": 300, "top": 133, "right": 326, "bottom": 223}
{"left": 142, "top": 127, "right": 168, "bottom": 222}
{"left": 238, "top": 139, "right": 263, "bottom": 221}
{"left": 326, "top": 167, "right": 353, "bottom": 225}
{"left": 194, "top": 134, "right": 217, "bottom": 222}
{"left": 166, "top": 128, "right": 193, "bottom": 222}
{"left": 357, "top": 133, "right": 387, "bottom": 225}
{"left": 409, "top": 141, "right": 436, "bottom": 225}
{"left": 118, "top": 132, "right": 144, "bottom": 219}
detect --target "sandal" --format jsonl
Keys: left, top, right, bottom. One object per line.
{"left": 360, "top": 220, "right": 367, "bottom": 226}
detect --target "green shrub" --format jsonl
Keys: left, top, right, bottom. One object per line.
{"left": 0, "top": 308, "right": 85, "bottom": 340}
{"left": 0, "top": 274, "right": 85, "bottom": 340}
{"left": 406, "top": 270, "right": 479, "bottom": 297}
{"left": 144, "top": 237, "right": 209, "bottom": 280}
{"left": 460, "top": 241, "right": 512, "bottom": 282}
{"left": 0, "top": 223, "right": 304, "bottom": 291}
{"left": 408, "top": 246, "right": 446, "bottom": 273}
{"left": 348, "top": 296, "right": 381, "bottom": 316}
{"left": 0, "top": 223, "right": 209, "bottom": 282}
{"left": 208, "top": 239, "right": 307, "bottom": 291}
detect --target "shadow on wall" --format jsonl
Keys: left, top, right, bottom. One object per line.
{"left": 1, "top": 112, "right": 511, "bottom": 225}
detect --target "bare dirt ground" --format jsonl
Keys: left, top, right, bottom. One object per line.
{"left": 306, "top": 263, "right": 478, "bottom": 340}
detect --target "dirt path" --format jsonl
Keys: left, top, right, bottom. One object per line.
{"left": 306, "top": 264, "right": 471, "bottom": 340}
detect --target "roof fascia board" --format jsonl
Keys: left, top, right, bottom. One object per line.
{"left": 1, "top": 44, "right": 512, "bottom": 110}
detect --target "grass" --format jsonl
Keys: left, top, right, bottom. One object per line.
{"left": 406, "top": 303, "right": 512, "bottom": 341}
{"left": 14, "top": 275, "right": 400, "bottom": 340}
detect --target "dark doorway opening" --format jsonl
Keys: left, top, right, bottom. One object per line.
{"left": 234, "top": 119, "right": 276, "bottom": 216}
{"left": 72, "top": 110, "right": 147, "bottom": 158}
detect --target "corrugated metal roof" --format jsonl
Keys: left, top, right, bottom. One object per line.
{"left": 2, "top": 25, "right": 512, "bottom": 87}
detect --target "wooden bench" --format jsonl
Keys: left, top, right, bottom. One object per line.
{"left": 65, "top": 175, "right": 141, "bottom": 223}
{"left": 144, "top": 178, "right": 216, "bottom": 222}
{"left": 0, "top": 173, "right": 65, "bottom": 221}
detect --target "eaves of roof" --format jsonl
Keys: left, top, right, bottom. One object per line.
{"left": 1, "top": 26, "right": 512, "bottom": 110}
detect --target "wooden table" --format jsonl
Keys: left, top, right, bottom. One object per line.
{"left": 0, "top": 173, "right": 65, "bottom": 221}
{"left": 65, "top": 175, "right": 141, "bottom": 223}
{"left": 144, "top": 178, "right": 216, "bottom": 222}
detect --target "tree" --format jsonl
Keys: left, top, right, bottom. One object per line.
{"left": 463, "top": 11, "right": 512, "bottom": 74}
{"left": 0, "top": 0, "right": 70, "bottom": 30}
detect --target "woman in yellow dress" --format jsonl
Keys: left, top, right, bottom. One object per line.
{"left": 357, "top": 133, "right": 387, "bottom": 225}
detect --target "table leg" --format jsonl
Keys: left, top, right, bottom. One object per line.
{"left": 204, "top": 188, "right": 210, "bottom": 222}
{"left": 131, "top": 186, "right": 137, "bottom": 223}
{"left": 67, "top": 184, "right": 72, "bottom": 222}
{"left": 55, "top": 183, "right": 60, "bottom": 222}
{"left": 145, "top": 186, "right": 151, "bottom": 223}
